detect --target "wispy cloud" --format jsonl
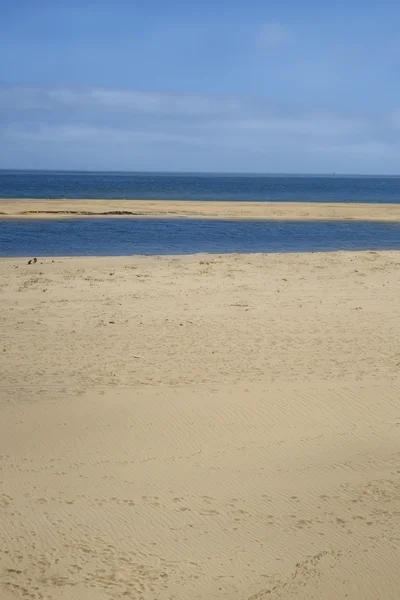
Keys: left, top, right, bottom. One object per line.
{"left": 0, "top": 84, "right": 398, "bottom": 172}
{"left": 0, "top": 84, "right": 365, "bottom": 132}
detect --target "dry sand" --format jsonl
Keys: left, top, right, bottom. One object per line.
{"left": 1, "top": 251, "right": 400, "bottom": 599}
{"left": 2, "top": 198, "right": 400, "bottom": 221}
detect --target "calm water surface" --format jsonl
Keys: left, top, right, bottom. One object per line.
{"left": 1, "top": 170, "right": 400, "bottom": 203}
{"left": 1, "top": 218, "right": 400, "bottom": 257}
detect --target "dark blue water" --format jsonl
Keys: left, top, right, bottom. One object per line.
{"left": 1, "top": 170, "right": 400, "bottom": 203}
{"left": 1, "top": 219, "right": 400, "bottom": 257}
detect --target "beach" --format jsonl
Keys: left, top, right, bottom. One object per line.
{"left": 2, "top": 198, "right": 400, "bottom": 221}
{"left": 1, "top": 251, "right": 400, "bottom": 599}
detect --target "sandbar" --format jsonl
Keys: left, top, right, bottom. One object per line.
{"left": 1, "top": 198, "right": 400, "bottom": 221}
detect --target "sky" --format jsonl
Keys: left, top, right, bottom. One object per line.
{"left": 1, "top": 0, "right": 400, "bottom": 173}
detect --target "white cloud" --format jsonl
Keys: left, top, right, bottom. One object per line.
{"left": 1, "top": 84, "right": 399, "bottom": 172}
{"left": 0, "top": 85, "right": 241, "bottom": 118}
{"left": 0, "top": 86, "right": 365, "bottom": 139}
{"left": 90, "top": 90, "right": 163, "bottom": 112}
{"left": 256, "top": 21, "right": 290, "bottom": 49}
{"left": 2, "top": 124, "right": 208, "bottom": 146}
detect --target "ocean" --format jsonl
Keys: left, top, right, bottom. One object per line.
{"left": 2, "top": 170, "right": 400, "bottom": 257}
{"left": 1, "top": 170, "right": 400, "bottom": 203}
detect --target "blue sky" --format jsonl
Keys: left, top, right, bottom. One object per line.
{"left": 1, "top": 0, "right": 400, "bottom": 173}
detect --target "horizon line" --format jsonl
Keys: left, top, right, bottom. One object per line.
{"left": 1, "top": 169, "right": 400, "bottom": 178}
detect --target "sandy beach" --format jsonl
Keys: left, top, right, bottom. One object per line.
{"left": 2, "top": 198, "right": 400, "bottom": 221}
{"left": 1, "top": 251, "right": 400, "bottom": 599}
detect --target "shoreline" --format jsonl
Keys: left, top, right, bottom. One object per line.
{"left": 0, "top": 250, "right": 398, "bottom": 261}
{"left": 1, "top": 198, "right": 400, "bottom": 221}
{"left": 0, "top": 248, "right": 397, "bottom": 260}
